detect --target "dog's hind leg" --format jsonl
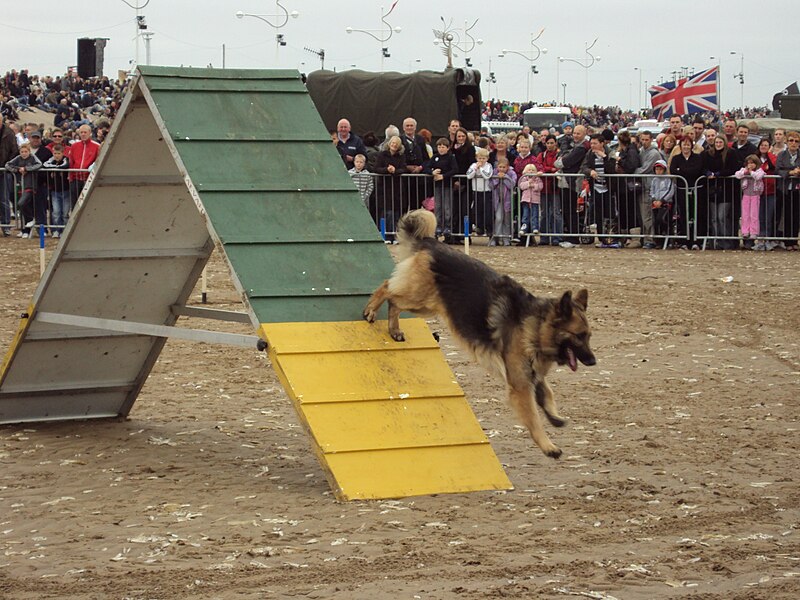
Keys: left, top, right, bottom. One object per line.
{"left": 535, "top": 380, "right": 566, "bottom": 427}
{"left": 363, "top": 280, "right": 390, "bottom": 323}
{"left": 508, "top": 385, "right": 562, "bottom": 459}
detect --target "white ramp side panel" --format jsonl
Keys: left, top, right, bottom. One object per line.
{"left": 0, "top": 78, "right": 213, "bottom": 423}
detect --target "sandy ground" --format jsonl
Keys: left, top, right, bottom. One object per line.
{"left": 1, "top": 235, "right": 799, "bottom": 600}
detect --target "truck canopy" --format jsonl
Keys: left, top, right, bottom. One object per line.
{"left": 306, "top": 68, "right": 481, "bottom": 138}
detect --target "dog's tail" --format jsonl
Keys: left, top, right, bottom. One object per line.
{"left": 397, "top": 209, "right": 437, "bottom": 247}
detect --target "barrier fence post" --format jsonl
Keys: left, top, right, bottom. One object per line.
{"left": 463, "top": 215, "right": 470, "bottom": 255}
{"left": 379, "top": 217, "right": 386, "bottom": 242}
{"left": 38, "top": 224, "right": 46, "bottom": 276}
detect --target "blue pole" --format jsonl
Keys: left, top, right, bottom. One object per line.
{"left": 38, "top": 224, "right": 46, "bottom": 275}
{"left": 463, "top": 216, "right": 470, "bottom": 239}
{"left": 379, "top": 217, "right": 386, "bottom": 242}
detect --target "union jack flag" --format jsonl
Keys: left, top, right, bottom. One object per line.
{"left": 648, "top": 66, "right": 719, "bottom": 119}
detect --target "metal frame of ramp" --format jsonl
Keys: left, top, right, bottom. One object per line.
{"left": 0, "top": 66, "right": 512, "bottom": 500}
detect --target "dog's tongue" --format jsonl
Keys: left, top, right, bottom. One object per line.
{"left": 568, "top": 348, "right": 578, "bottom": 372}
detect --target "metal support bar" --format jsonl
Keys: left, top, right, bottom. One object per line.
{"left": 34, "top": 312, "right": 262, "bottom": 349}
{"left": 170, "top": 305, "right": 252, "bottom": 323}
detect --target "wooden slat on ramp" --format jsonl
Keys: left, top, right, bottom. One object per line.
{"left": 259, "top": 319, "right": 512, "bottom": 500}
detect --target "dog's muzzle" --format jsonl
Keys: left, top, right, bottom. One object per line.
{"left": 563, "top": 346, "right": 596, "bottom": 371}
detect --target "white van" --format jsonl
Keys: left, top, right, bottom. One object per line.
{"left": 522, "top": 106, "right": 573, "bottom": 132}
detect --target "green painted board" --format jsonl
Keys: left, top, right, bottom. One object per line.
{"left": 138, "top": 66, "right": 396, "bottom": 325}
{"left": 139, "top": 66, "right": 299, "bottom": 80}
{"left": 249, "top": 295, "right": 381, "bottom": 324}
{"left": 149, "top": 89, "right": 326, "bottom": 140}
{"left": 224, "top": 241, "right": 392, "bottom": 297}
{"left": 174, "top": 141, "right": 352, "bottom": 190}
{"left": 145, "top": 79, "right": 307, "bottom": 94}
{"left": 199, "top": 191, "right": 379, "bottom": 244}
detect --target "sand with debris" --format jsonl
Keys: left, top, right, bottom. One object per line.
{"left": 1, "top": 236, "right": 799, "bottom": 599}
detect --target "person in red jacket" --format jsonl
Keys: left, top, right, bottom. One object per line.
{"left": 68, "top": 124, "right": 100, "bottom": 210}
{"left": 535, "top": 135, "right": 563, "bottom": 245}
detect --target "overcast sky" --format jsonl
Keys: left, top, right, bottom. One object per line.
{"left": 1, "top": 0, "right": 796, "bottom": 112}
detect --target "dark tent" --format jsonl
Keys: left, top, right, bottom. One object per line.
{"left": 306, "top": 68, "right": 482, "bottom": 138}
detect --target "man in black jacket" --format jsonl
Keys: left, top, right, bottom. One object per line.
{"left": 560, "top": 125, "right": 589, "bottom": 242}
{"left": 0, "top": 113, "right": 19, "bottom": 236}
{"left": 400, "top": 117, "right": 428, "bottom": 209}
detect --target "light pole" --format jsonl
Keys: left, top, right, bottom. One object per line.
{"left": 347, "top": 5, "right": 402, "bottom": 72}
{"left": 559, "top": 39, "right": 600, "bottom": 106}
{"left": 141, "top": 31, "right": 154, "bottom": 65}
{"left": 120, "top": 0, "right": 150, "bottom": 69}
{"left": 634, "top": 67, "right": 642, "bottom": 111}
{"left": 432, "top": 17, "right": 482, "bottom": 70}
{"left": 730, "top": 50, "right": 744, "bottom": 113}
{"left": 500, "top": 28, "right": 547, "bottom": 102}
{"left": 485, "top": 56, "right": 499, "bottom": 100}
{"left": 235, "top": 1, "right": 299, "bottom": 66}
{"left": 561, "top": 82, "right": 566, "bottom": 104}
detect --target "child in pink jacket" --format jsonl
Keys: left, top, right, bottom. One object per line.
{"left": 518, "top": 163, "right": 543, "bottom": 242}
{"left": 735, "top": 154, "right": 765, "bottom": 242}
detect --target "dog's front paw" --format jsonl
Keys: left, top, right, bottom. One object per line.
{"left": 363, "top": 308, "right": 376, "bottom": 323}
{"left": 390, "top": 330, "right": 406, "bottom": 342}
{"left": 545, "top": 413, "right": 567, "bottom": 428}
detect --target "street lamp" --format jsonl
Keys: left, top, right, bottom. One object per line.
{"left": 559, "top": 39, "right": 600, "bottom": 105}
{"left": 730, "top": 50, "right": 744, "bottom": 113}
{"left": 432, "top": 17, "right": 482, "bottom": 70}
{"left": 500, "top": 28, "right": 547, "bottom": 102}
{"left": 634, "top": 67, "right": 642, "bottom": 111}
{"left": 347, "top": 5, "right": 402, "bottom": 72}
{"left": 235, "top": 1, "right": 299, "bottom": 65}
{"left": 561, "top": 82, "right": 566, "bottom": 104}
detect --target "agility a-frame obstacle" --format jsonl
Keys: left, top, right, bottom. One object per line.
{"left": 0, "top": 66, "right": 511, "bottom": 500}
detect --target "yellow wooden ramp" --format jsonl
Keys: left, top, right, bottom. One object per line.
{"left": 258, "top": 319, "right": 513, "bottom": 500}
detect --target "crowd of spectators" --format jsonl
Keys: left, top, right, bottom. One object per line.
{"left": 1, "top": 68, "right": 126, "bottom": 127}
{"left": 0, "top": 68, "right": 121, "bottom": 238}
{"left": 482, "top": 98, "right": 772, "bottom": 132}
{"left": 336, "top": 112, "right": 800, "bottom": 251}
{"left": 1, "top": 65, "right": 796, "bottom": 251}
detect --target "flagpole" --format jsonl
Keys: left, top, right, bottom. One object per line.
{"left": 710, "top": 56, "right": 722, "bottom": 114}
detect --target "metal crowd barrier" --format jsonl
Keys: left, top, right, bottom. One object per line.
{"left": 692, "top": 175, "right": 800, "bottom": 250}
{"left": 1, "top": 168, "right": 90, "bottom": 237}
{"left": 359, "top": 171, "right": 691, "bottom": 249}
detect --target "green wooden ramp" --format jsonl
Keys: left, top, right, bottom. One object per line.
{"left": 0, "top": 66, "right": 512, "bottom": 500}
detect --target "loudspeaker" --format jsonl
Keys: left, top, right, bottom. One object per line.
{"left": 77, "top": 38, "right": 97, "bottom": 78}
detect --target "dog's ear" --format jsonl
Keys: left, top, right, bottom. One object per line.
{"left": 557, "top": 291, "right": 573, "bottom": 318}
{"left": 574, "top": 288, "right": 588, "bottom": 311}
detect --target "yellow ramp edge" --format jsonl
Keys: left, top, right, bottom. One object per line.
{"left": 259, "top": 319, "right": 513, "bottom": 500}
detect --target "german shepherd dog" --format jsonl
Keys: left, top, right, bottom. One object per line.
{"left": 363, "top": 209, "right": 596, "bottom": 459}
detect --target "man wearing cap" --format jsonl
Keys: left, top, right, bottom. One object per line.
{"left": 635, "top": 130, "right": 664, "bottom": 249}
{"left": 0, "top": 113, "right": 18, "bottom": 236}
